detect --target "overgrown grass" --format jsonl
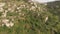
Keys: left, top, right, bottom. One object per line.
{"left": 0, "top": 0, "right": 60, "bottom": 34}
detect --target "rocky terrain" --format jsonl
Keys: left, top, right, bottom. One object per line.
{"left": 0, "top": 0, "right": 60, "bottom": 34}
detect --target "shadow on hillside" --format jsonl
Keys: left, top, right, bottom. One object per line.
{"left": 46, "top": 1, "right": 60, "bottom": 34}
{"left": 47, "top": 1, "right": 60, "bottom": 15}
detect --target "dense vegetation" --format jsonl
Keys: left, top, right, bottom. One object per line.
{"left": 0, "top": 0, "right": 60, "bottom": 34}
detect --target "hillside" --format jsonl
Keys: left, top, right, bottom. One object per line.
{"left": 0, "top": 0, "right": 60, "bottom": 34}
